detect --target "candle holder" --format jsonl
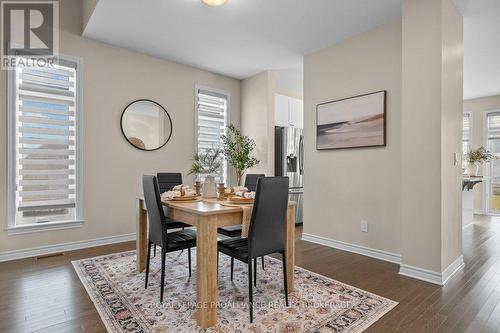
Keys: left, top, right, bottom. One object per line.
{"left": 194, "top": 181, "right": 201, "bottom": 196}
{"left": 217, "top": 183, "right": 226, "bottom": 201}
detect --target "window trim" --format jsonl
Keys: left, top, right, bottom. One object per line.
{"left": 194, "top": 84, "right": 230, "bottom": 183}
{"left": 6, "top": 54, "right": 84, "bottom": 234}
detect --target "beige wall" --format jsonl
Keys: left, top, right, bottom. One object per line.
{"left": 401, "top": 0, "right": 443, "bottom": 272}
{"left": 0, "top": 0, "right": 241, "bottom": 252}
{"left": 241, "top": 71, "right": 276, "bottom": 178}
{"left": 401, "top": 0, "right": 463, "bottom": 272}
{"left": 303, "top": 21, "right": 402, "bottom": 255}
{"left": 304, "top": 0, "right": 463, "bottom": 274}
{"left": 440, "top": 0, "right": 463, "bottom": 270}
{"left": 464, "top": 94, "right": 500, "bottom": 212}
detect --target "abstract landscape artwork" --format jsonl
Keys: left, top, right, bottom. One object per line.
{"left": 316, "top": 91, "right": 386, "bottom": 150}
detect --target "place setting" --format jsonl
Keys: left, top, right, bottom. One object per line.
{"left": 160, "top": 183, "right": 203, "bottom": 202}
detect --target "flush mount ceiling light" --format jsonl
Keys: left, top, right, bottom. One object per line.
{"left": 201, "top": 0, "right": 227, "bottom": 6}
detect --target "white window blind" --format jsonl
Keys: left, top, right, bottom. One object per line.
{"left": 487, "top": 112, "right": 500, "bottom": 154}
{"left": 195, "top": 87, "right": 229, "bottom": 183}
{"left": 11, "top": 58, "right": 80, "bottom": 226}
{"left": 463, "top": 112, "right": 471, "bottom": 155}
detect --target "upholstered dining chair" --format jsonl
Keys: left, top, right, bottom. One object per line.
{"left": 217, "top": 173, "right": 266, "bottom": 269}
{"left": 217, "top": 176, "right": 290, "bottom": 323}
{"left": 142, "top": 175, "right": 197, "bottom": 303}
{"left": 156, "top": 172, "right": 191, "bottom": 231}
{"left": 244, "top": 173, "right": 265, "bottom": 192}
{"left": 157, "top": 172, "right": 183, "bottom": 193}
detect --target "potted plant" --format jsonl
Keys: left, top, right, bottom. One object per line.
{"left": 466, "top": 147, "right": 497, "bottom": 176}
{"left": 221, "top": 124, "right": 260, "bottom": 186}
{"left": 188, "top": 147, "right": 223, "bottom": 198}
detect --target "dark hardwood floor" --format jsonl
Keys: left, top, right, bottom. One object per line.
{"left": 2, "top": 216, "right": 500, "bottom": 332}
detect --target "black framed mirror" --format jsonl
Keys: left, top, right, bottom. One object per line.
{"left": 120, "top": 99, "right": 173, "bottom": 151}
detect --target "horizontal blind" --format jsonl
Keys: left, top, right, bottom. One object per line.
{"left": 488, "top": 112, "right": 500, "bottom": 140}
{"left": 463, "top": 113, "right": 471, "bottom": 155}
{"left": 196, "top": 88, "right": 228, "bottom": 182}
{"left": 14, "top": 59, "right": 78, "bottom": 224}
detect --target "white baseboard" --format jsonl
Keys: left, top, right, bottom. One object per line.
{"left": 302, "top": 233, "right": 464, "bottom": 286}
{"left": 0, "top": 233, "right": 136, "bottom": 262}
{"left": 301, "top": 233, "right": 402, "bottom": 264}
{"left": 399, "top": 255, "right": 464, "bottom": 286}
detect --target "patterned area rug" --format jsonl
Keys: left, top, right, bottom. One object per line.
{"left": 72, "top": 250, "right": 397, "bottom": 332}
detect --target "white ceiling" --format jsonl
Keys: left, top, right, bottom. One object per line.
{"left": 84, "top": 0, "right": 500, "bottom": 100}
{"left": 454, "top": 0, "right": 500, "bottom": 99}
{"left": 83, "top": 0, "right": 402, "bottom": 79}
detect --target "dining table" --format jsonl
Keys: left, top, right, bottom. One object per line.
{"left": 135, "top": 196, "right": 296, "bottom": 329}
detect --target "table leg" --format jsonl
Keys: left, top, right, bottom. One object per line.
{"left": 285, "top": 205, "right": 296, "bottom": 293}
{"left": 196, "top": 215, "right": 218, "bottom": 328}
{"left": 136, "top": 198, "right": 148, "bottom": 272}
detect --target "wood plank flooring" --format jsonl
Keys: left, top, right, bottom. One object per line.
{"left": 1, "top": 216, "right": 500, "bottom": 332}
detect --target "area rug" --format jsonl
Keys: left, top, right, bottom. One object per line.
{"left": 72, "top": 250, "right": 397, "bottom": 332}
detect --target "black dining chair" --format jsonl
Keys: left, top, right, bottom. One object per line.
{"left": 217, "top": 173, "right": 265, "bottom": 238}
{"left": 157, "top": 172, "right": 183, "bottom": 193}
{"left": 217, "top": 176, "right": 289, "bottom": 323}
{"left": 244, "top": 173, "right": 265, "bottom": 192}
{"left": 142, "top": 175, "right": 197, "bottom": 304}
{"left": 156, "top": 172, "right": 191, "bottom": 231}
{"left": 217, "top": 173, "right": 266, "bottom": 269}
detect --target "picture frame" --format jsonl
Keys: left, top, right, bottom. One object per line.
{"left": 316, "top": 90, "right": 387, "bottom": 150}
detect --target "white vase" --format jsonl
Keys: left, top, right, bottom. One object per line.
{"left": 466, "top": 163, "right": 480, "bottom": 177}
{"left": 202, "top": 175, "right": 217, "bottom": 198}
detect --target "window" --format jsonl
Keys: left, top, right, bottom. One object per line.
{"left": 463, "top": 112, "right": 471, "bottom": 156}
{"left": 8, "top": 56, "right": 82, "bottom": 232}
{"left": 486, "top": 112, "right": 500, "bottom": 212}
{"left": 195, "top": 86, "right": 229, "bottom": 183}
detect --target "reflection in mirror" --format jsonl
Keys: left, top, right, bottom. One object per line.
{"left": 121, "top": 100, "right": 172, "bottom": 151}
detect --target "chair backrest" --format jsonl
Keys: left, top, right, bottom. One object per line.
{"left": 142, "top": 175, "right": 166, "bottom": 246}
{"left": 157, "top": 172, "right": 183, "bottom": 193}
{"left": 248, "top": 177, "right": 289, "bottom": 258}
{"left": 244, "top": 174, "right": 265, "bottom": 192}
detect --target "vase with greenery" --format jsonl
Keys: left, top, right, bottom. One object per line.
{"left": 188, "top": 147, "right": 223, "bottom": 198}
{"left": 188, "top": 147, "right": 223, "bottom": 178}
{"left": 221, "top": 124, "right": 260, "bottom": 186}
{"left": 466, "top": 147, "right": 497, "bottom": 176}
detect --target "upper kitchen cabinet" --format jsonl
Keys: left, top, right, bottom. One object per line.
{"left": 274, "top": 93, "right": 304, "bottom": 129}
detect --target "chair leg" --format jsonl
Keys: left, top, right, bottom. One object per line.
{"left": 187, "top": 247, "right": 192, "bottom": 277}
{"left": 248, "top": 259, "right": 254, "bottom": 323}
{"left": 253, "top": 258, "right": 257, "bottom": 287}
{"left": 261, "top": 256, "right": 265, "bottom": 270}
{"left": 160, "top": 248, "right": 166, "bottom": 304}
{"left": 153, "top": 244, "right": 156, "bottom": 257}
{"left": 230, "top": 257, "right": 234, "bottom": 281}
{"left": 145, "top": 241, "right": 152, "bottom": 289}
{"left": 282, "top": 251, "right": 289, "bottom": 307}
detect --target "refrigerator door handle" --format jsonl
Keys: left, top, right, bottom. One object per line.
{"left": 299, "top": 134, "right": 304, "bottom": 175}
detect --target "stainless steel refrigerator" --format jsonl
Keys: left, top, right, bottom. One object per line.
{"left": 275, "top": 126, "right": 304, "bottom": 224}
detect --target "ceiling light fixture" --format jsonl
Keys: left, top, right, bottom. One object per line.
{"left": 201, "top": 0, "right": 227, "bottom": 7}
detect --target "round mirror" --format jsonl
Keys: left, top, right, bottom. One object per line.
{"left": 120, "top": 100, "right": 173, "bottom": 151}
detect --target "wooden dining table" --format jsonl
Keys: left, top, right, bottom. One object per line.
{"left": 135, "top": 196, "right": 296, "bottom": 329}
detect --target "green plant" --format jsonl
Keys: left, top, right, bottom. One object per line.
{"left": 467, "top": 147, "right": 497, "bottom": 164}
{"left": 188, "top": 147, "right": 223, "bottom": 176}
{"left": 221, "top": 124, "right": 259, "bottom": 185}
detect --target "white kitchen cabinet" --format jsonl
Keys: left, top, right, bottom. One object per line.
{"left": 275, "top": 94, "right": 290, "bottom": 127}
{"left": 275, "top": 94, "right": 303, "bottom": 129}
